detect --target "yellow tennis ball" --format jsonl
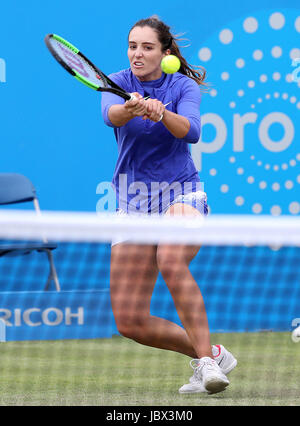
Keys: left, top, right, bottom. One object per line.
{"left": 161, "top": 55, "right": 181, "bottom": 74}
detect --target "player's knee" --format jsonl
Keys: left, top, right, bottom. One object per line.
{"left": 116, "top": 323, "right": 134, "bottom": 339}
{"left": 157, "top": 251, "right": 184, "bottom": 280}
{"left": 114, "top": 314, "right": 148, "bottom": 340}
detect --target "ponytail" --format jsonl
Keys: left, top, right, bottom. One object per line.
{"left": 168, "top": 35, "right": 207, "bottom": 87}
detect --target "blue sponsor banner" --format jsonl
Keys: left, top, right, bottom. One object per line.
{"left": 1, "top": 245, "right": 300, "bottom": 341}
{"left": 0, "top": 290, "right": 116, "bottom": 341}
{"left": 151, "top": 246, "right": 300, "bottom": 334}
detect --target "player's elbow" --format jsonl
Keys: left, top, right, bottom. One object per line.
{"left": 101, "top": 105, "right": 115, "bottom": 128}
{"left": 185, "top": 130, "right": 201, "bottom": 144}
{"left": 103, "top": 116, "right": 115, "bottom": 128}
{"left": 182, "top": 119, "right": 201, "bottom": 144}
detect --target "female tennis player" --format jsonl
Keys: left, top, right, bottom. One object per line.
{"left": 101, "top": 16, "right": 237, "bottom": 394}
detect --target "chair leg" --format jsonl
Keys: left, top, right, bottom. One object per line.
{"left": 44, "top": 250, "right": 61, "bottom": 291}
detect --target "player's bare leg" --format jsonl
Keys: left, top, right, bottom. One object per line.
{"left": 157, "top": 202, "right": 212, "bottom": 359}
{"left": 110, "top": 243, "right": 199, "bottom": 357}
{"left": 160, "top": 202, "right": 230, "bottom": 394}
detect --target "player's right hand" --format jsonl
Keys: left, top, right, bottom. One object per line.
{"left": 124, "top": 92, "right": 147, "bottom": 117}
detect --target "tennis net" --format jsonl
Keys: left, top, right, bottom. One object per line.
{"left": 0, "top": 210, "right": 299, "bottom": 406}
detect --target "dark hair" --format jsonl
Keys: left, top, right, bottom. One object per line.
{"left": 129, "top": 16, "right": 207, "bottom": 87}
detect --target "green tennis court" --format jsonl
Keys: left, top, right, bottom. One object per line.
{"left": 0, "top": 331, "right": 299, "bottom": 406}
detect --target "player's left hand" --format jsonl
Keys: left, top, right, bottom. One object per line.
{"left": 143, "top": 99, "right": 165, "bottom": 122}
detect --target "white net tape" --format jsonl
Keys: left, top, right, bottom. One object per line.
{"left": 0, "top": 210, "right": 299, "bottom": 246}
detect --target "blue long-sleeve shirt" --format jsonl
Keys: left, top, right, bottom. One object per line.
{"left": 101, "top": 69, "right": 202, "bottom": 213}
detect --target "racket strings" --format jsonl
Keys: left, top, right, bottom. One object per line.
{"left": 50, "top": 38, "right": 106, "bottom": 88}
{"left": 46, "top": 34, "right": 131, "bottom": 99}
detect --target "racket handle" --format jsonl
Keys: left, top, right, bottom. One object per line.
{"left": 129, "top": 93, "right": 136, "bottom": 101}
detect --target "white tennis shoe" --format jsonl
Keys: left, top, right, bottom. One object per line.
{"left": 179, "top": 345, "right": 237, "bottom": 394}
{"left": 213, "top": 344, "right": 237, "bottom": 375}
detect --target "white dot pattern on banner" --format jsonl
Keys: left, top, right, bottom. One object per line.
{"left": 259, "top": 181, "right": 267, "bottom": 190}
{"left": 273, "top": 72, "right": 281, "bottom": 81}
{"left": 272, "top": 182, "right": 280, "bottom": 192}
{"left": 289, "top": 202, "right": 300, "bottom": 214}
{"left": 260, "top": 74, "right": 268, "bottom": 83}
{"left": 220, "top": 184, "right": 229, "bottom": 193}
{"left": 269, "top": 12, "right": 285, "bottom": 30}
{"left": 285, "top": 180, "right": 293, "bottom": 189}
{"left": 253, "top": 49, "right": 263, "bottom": 60}
{"left": 271, "top": 46, "right": 282, "bottom": 58}
{"left": 252, "top": 203, "right": 262, "bottom": 214}
{"left": 195, "top": 10, "right": 300, "bottom": 215}
{"left": 219, "top": 29, "right": 233, "bottom": 44}
{"left": 271, "top": 205, "right": 282, "bottom": 216}
{"left": 243, "top": 17, "right": 259, "bottom": 33}
{"left": 235, "top": 196, "right": 244, "bottom": 206}
{"left": 236, "top": 58, "right": 245, "bottom": 68}
{"left": 221, "top": 72, "right": 230, "bottom": 80}
{"left": 198, "top": 47, "right": 212, "bottom": 62}
{"left": 290, "top": 48, "right": 300, "bottom": 60}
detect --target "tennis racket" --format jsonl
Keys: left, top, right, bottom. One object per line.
{"left": 44, "top": 34, "right": 134, "bottom": 101}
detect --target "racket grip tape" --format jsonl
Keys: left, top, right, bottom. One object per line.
{"left": 129, "top": 93, "right": 137, "bottom": 101}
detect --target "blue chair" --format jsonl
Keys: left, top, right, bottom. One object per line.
{"left": 0, "top": 173, "right": 61, "bottom": 291}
